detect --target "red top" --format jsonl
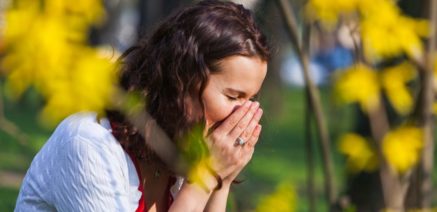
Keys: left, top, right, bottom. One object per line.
{"left": 127, "top": 152, "right": 175, "bottom": 212}
{"left": 109, "top": 121, "right": 175, "bottom": 211}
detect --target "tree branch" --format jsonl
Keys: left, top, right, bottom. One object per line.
{"left": 275, "top": 0, "right": 337, "bottom": 209}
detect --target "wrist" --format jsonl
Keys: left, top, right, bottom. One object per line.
{"left": 186, "top": 163, "right": 221, "bottom": 194}
{"left": 221, "top": 179, "right": 233, "bottom": 187}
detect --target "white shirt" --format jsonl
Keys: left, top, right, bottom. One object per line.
{"left": 15, "top": 112, "right": 142, "bottom": 212}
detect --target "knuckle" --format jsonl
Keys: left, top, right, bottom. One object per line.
{"left": 222, "top": 146, "right": 232, "bottom": 155}
{"left": 210, "top": 133, "right": 222, "bottom": 142}
{"left": 244, "top": 131, "right": 251, "bottom": 138}
{"left": 229, "top": 119, "right": 238, "bottom": 127}
{"left": 236, "top": 124, "right": 245, "bottom": 132}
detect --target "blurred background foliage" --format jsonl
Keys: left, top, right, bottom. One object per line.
{"left": 1, "top": 0, "right": 437, "bottom": 211}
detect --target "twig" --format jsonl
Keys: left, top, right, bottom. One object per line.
{"left": 407, "top": 0, "right": 436, "bottom": 208}
{"left": 343, "top": 12, "right": 407, "bottom": 209}
{"left": 367, "top": 104, "right": 407, "bottom": 210}
{"left": 110, "top": 89, "right": 186, "bottom": 175}
{"left": 0, "top": 81, "right": 28, "bottom": 145}
{"left": 304, "top": 24, "right": 316, "bottom": 212}
{"left": 417, "top": 0, "right": 436, "bottom": 207}
{"left": 275, "top": 0, "right": 337, "bottom": 209}
{"left": 305, "top": 92, "right": 316, "bottom": 212}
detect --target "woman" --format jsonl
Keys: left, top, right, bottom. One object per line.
{"left": 15, "top": 0, "right": 270, "bottom": 211}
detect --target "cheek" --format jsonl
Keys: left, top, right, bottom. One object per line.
{"left": 204, "top": 98, "right": 236, "bottom": 128}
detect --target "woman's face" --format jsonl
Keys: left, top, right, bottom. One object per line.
{"left": 201, "top": 56, "right": 268, "bottom": 131}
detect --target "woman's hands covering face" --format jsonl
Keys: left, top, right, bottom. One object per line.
{"left": 205, "top": 101, "right": 263, "bottom": 185}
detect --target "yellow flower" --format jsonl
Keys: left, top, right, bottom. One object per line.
{"left": 338, "top": 133, "right": 378, "bottom": 173}
{"left": 334, "top": 64, "right": 380, "bottom": 112}
{"left": 1, "top": 3, "right": 39, "bottom": 47}
{"left": 305, "top": 0, "right": 359, "bottom": 25}
{"left": 380, "top": 62, "right": 417, "bottom": 115}
{"left": 44, "top": 0, "right": 105, "bottom": 26}
{"left": 434, "top": 103, "right": 437, "bottom": 115}
{"left": 359, "top": 0, "right": 429, "bottom": 60}
{"left": 2, "top": 15, "right": 73, "bottom": 98}
{"left": 185, "top": 158, "right": 209, "bottom": 188}
{"left": 40, "top": 48, "right": 118, "bottom": 126}
{"left": 179, "top": 125, "right": 212, "bottom": 188}
{"left": 256, "top": 182, "right": 296, "bottom": 212}
{"left": 1, "top": 0, "right": 114, "bottom": 126}
{"left": 358, "top": 0, "right": 399, "bottom": 18}
{"left": 382, "top": 126, "right": 423, "bottom": 174}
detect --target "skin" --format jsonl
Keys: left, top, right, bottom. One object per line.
{"left": 202, "top": 55, "right": 267, "bottom": 183}
{"left": 202, "top": 55, "right": 267, "bottom": 131}
{"left": 145, "top": 55, "right": 268, "bottom": 212}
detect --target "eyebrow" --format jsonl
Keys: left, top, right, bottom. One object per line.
{"left": 224, "top": 88, "right": 259, "bottom": 99}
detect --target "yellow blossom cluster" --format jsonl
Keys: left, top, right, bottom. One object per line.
{"left": 256, "top": 181, "right": 296, "bottom": 212}
{"left": 306, "top": 0, "right": 429, "bottom": 60}
{"left": 382, "top": 126, "right": 423, "bottom": 174}
{"left": 334, "top": 64, "right": 380, "bottom": 112}
{"left": 305, "top": 0, "right": 358, "bottom": 25}
{"left": 338, "top": 133, "right": 378, "bottom": 173}
{"left": 335, "top": 62, "right": 417, "bottom": 115}
{"left": 360, "top": 1, "right": 429, "bottom": 60}
{"left": 338, "top": 126, "right": 423, "bottom": 174}
{"left": 380, "top": 62, "right": 417, "bottom": 115}
{"left": 0, "top": 0, "right": 118, "bottom": 126}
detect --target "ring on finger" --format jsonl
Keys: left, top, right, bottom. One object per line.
{"left": 235, "top": 137, "right": 246, "bottom": 146}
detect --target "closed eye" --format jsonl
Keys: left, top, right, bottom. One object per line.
{"left": 226, "top": 95, "right": 238, "bottom": 101}
{"left": 250, "top": 94, "right": 259, "bottom": 101}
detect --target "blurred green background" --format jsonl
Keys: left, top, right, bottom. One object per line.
{"left": 2, "top": 0, "right": 437, "bottom": 211}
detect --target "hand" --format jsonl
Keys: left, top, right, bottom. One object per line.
{"left": 205, "top": 100, "right": 263, "bottom": 185}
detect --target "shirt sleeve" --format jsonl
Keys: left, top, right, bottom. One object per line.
{"left": 53, "top": 134, "right": 133, "bottom": 212}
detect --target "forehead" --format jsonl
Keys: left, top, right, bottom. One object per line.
{"left": 210, "top": 56, "right": 267, "bottom": 95}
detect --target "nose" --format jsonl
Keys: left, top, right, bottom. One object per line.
{"left": 232, "top": 100, "right": 252, "bottom": 113}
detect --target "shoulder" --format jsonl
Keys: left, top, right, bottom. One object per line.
{"left": 50, "top": 112, "right": 127, "bottom": 171}
{"left": 54, "top": 112, "right": 113, "bottom": 145}
{"left": 27, "top": 112, "right": 129, "bottom": 178}
{"left": 16, "top": 112, "right": 135, "bottom": 211}
{"left": 45, "top": 112, "right": 124, "bottom": 155}
{"left": 27, "top": 112, "right": 131, "bottom": 184}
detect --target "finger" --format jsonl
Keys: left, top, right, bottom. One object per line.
{"left": 228, "top": 101, "right": 259, "bottom": 139}
{"left": 245, "top": 124, "right": 262, "bottom": 148}
{"left": 242, "top": 147, "right": 255, "bottom": 164}
{"left": 215, "top": 101, "right": 252, "bottom": 135}
{"left": 238, "top": 108, "right": 263, "bottom": 142}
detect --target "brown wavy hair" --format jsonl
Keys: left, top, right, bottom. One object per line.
{"left": 107, "top": 0, "right": 270, "bottom": 163}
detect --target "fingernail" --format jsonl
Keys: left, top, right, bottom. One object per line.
{"left": 244, "top": 101, "right": 252, "bottom": 107}
{"left": 252, "top": 101, "right": 259, "bottom": 108}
